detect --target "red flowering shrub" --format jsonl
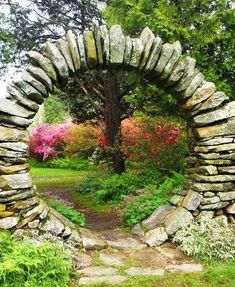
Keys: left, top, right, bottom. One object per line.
{"left": 29, "top": 123, "right": 71, "bottom": 161}
{"left": 98, "top": 117, "right": 181, "bottom": 160}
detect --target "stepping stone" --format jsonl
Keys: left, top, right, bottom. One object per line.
{"left": 73, "top": 252, "right": 92, "bottom": 269}
{"left": 80, "top": 228, "right": 106, "bottom": 250}
{"left": 142, "top": 227, "right": 168, "bottom": 247}
{"left": 125, "top": 267, "right": 165, "bottom": 276}
{"left": 78, "top": 276, "right": 128, "bottom": 286}
{"left": 157, "top": 243, "right": 192, "bottom": 264}
{"left": 100, "top": 253, "right": 125, "bottom": 266}
{"left": 165, "top": 263, "right": 203, "bottom": 273}
{"left": 107, "top": 237, "right": 147, "bottom": 250}
{"left": 78, "top": 266, "right": 118, "bottom": 277}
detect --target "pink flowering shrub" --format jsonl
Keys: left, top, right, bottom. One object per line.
{"left": 29, "top": 123, "right": 71, "bottom": 161}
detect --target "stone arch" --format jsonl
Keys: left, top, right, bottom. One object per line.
{"left": 0, "top": 25, "right": 234, "bottom": 243}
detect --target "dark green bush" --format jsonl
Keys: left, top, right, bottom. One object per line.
{"left": 0, "top": 231, "right": 72, "bottom": 287}
{"left": 76, "top": 169, "right": 163, "bottom": 202}
{"left": 122, "top": 173, "right": 185, "bottom": 227}
{"left": 47, "top": 200, "right": 86, "bottom": 227}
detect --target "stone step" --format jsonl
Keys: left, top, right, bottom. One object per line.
{"left": 78, "top": 276, "right": 128, "bottom": 286}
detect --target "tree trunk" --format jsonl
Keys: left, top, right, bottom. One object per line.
{"left": 105, "top": 70, "right": 126, "bottom": 174}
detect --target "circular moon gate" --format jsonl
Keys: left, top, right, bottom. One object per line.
{"left": 0, "top": 25, "right": 234, "bottom": 241}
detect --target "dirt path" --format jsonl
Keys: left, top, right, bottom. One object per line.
{"left": 43, "top": 186, "right": 122, "bottom": 231}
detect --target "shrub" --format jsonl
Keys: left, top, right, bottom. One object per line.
{"left": 63, "top": 123, "right": 99, "bottom": 157}
{"left": 47, "top": 200, "right": 86, "bottom": 227}
{"left": 173, "top": 217, "right": 235, "bottom": 260}
{"left": 122, "top": 173, "right": 185, "bottom": 227}
{"left": 0, "top": 231, "right": 72, "bottom": 287}
{"left": 29, "top": 123, "right": 70, "bottom": 161}
{"left": 43, "top": 94, "right": 67, "bottom": 124}
{"left": 76, "top": 175, "right": 103, "bottom": 195}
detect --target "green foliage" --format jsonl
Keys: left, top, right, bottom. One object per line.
{"left": 122, "top": 173, "right": 185, "bottom": 227}
{"left": 173, "top": 217, "right": 235, "bottom": 261}
{"left": 0, "top": 231, "right": 72, "bottom": 287}
{"left": 43, "top": 94, "right": 67, "bottom": 124}
{"left": 29, "top": 157, "right": 91, "bottom": 171}
{"left": 76, "top": 169, "right": 164, "bottom": 203}
{"left": 104, "top": 0, "right": 235, "bottom": 99}
{"left": 47, "top": 200, "right": 86, "bottom": 227}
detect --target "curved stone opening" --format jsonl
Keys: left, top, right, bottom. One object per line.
{"left": 0, "top": 24, "right": 234, "bottom": 247}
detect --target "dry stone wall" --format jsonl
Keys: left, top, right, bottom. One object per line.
{"left": 0, "top": 24, "right": 234, "bottom": 242}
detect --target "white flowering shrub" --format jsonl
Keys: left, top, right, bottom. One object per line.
{"left": 173, "top": 217, "right": 235, "bottom": 260}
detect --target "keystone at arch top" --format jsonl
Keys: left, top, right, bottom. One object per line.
{"left": 0, "top": 24, "right": 234, "bottom": 246}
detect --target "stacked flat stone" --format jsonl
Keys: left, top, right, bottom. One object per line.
{"left": 0, "top": 24, "right": 234, "bottom": 243}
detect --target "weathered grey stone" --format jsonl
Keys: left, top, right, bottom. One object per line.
{"left": 199, "top": 201, "right": 229, "bottom": 210}
{"left": 0, "top": 216, "right": 20, "bottom": 229}
{"left": 0, "top": 190, "right": 35, "bottom": 203}
{"left": 194, "top": 102, "right": 235, "bottom": 125}
{"left": 7, "top": 85, "right": 39, "bottom": 112}
{"left": 124, "top": 36, "right": 133, "bottom": 65}
{"left": 0, "top": 147, "right": 26, "bottom": 159}
{"left": 0, "top": 98, "right": 35, "bottom": 119}
{"left": 142, "top": 227, "right": 168, "bottom": 247}
{"left": 99, "top": 253, "right": 125, "bottom": 267}
{"left": 77, "top": 34, "right": 87, "bottom": 69}
{"left": 194, "top": 120, "right": 235, "bottom": 138}
{"left": 218, "top": 191, "right": 235, "bottom": 201}
{"left": 165, "top": 263, "right": 203, "bottom": 273}
{"left": 183, "top": 71, "right": 204, "bottom": 99}
{"left": 130, "top": 38, "right": 144, "bottom": 68}
{"left": 68, "top": 230, "right": 82, "bottom": 247}
{"left": 160, "top": 41, "right": 182, "bottom": 80}
{"left": 62, "top": 226, "right": 72, "bottom": 238}
{"left": 131, "top": 223, "right": 145, "bottom": 237}
{"left": 142, "top": 205, "right": 174, "bottom": 230}
{"left": 139, "top": 27, "right": 155, "bottom": 70}
{"left": 145, "top": 36, "right": 163, "bottom": 72}
{"left": 0, "top": 142, "right": 28, "bottom": 152}
{"left": 1, "top": 157, "right": 28, "bottom": 165}
{"left": 56, "top": 38, "right": 75, "bottom": 74}
{"left": 195, "top": 143, "right": 235, "bottom": 154}
{"left": 100, "top": 25, "right": 110, "bottom": 64}
{"left": 39, "top": 207, "right": 49, "bottom": 220}
{"left": 196, "top": 137, "right": 233, "bottom": 146}
{"left": 74, "top": 252, "right": 92, "bottom": 269}
{"left": 201, "top": 196, "right": 220, "bottom": 205}
{"left": 164, "top": 207, "right": 194, "bottom": 235}
{"left": 78, "top": 276, "right": 127, "bottom": 286}
{"left": 194, "top": 92, "right": 229, "bottom": 113}
{"left": 0, "top": 190, "right": 19, "bottom": 198}
{"left": 189, "top": 182, "right": 234, "bottom": 192}
{"left": 197, "top": 210, "right": 214, "bottom": 220}
{"left": 23, "top": 200, "right": 44, "bottom": 218}
{"left": 26, "top": 65, "right": 53, "bottom": 92}
{"left": 107, "top": 237, "right": 146, "bottom": 250}
{"left": 174, "top": 57, "right": 196, "bottom": 92}
{"left": 83, "top": 31, "right": 97, "bottom": 67}
{"left": 22, "top": 71, "right": 48, "bottom": 97}
{"left": 181, "top": 190, "right": 202, "bottom": 211}
{"left": 0, "top": 114, "right": 33, "bottom": 128}
{"left": 187, "top": 165, "right": 218, "bottom": 176}
{"left": 204, "top": 192, "right": 215, "bottom": 197}
{"left": 154, "top": 43, "right": 174, "bottom": 74}
{"left": 28, "top": 219, "right": 40, "bottom": 229}
{"left": 66, "top": 30, "right": 81, "bottom": 71}
{"left": 165, "top": 56, "right": 190, "bottom": 87}
{"left": 80, "top": 228, "right": 106, "bottom": 250}
{"left": 15, "top": 80, "right": 44, "bottom": 104}
{"left": 170, "top": 195, "right": 184, "bottom": 206}
{"left": 78, "top": 266, "right": 117, "bottom": 277}
{"left": 0, "top": 164, "right": 29, "bottom": 175}
{"left": 226, "top": 203, "right": 235, "bottom": 214}
{"left": 126, "top": 267, "right": 165, "bottom": 276}
{"left": 218, "top": 166, "right": 235, "bottom": 174}
{"left": 0, "top": 173, "right": 32, "bottom": 190}
{"left": 43, "top": 42, "right": 69, "bottom": 85}
{"left": 40, "top": 214, "right": 65, "bottom": 235}
{"left": 190, "top": 174, "right": 235, "bottom": 183}
{"left": 27, "top": 51, "right": 57, "bottom": 82}
{"left": 109, "top": 25, "right": 125, "bottom": 65}
{"left": 182, "top": 82, "right": 216, "bottom": 110}
{"left": 93, "top": 25, "right": 103, "bottom": 66}
{"left": 9, "top": 197, "right": 39, "bottom": 211}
